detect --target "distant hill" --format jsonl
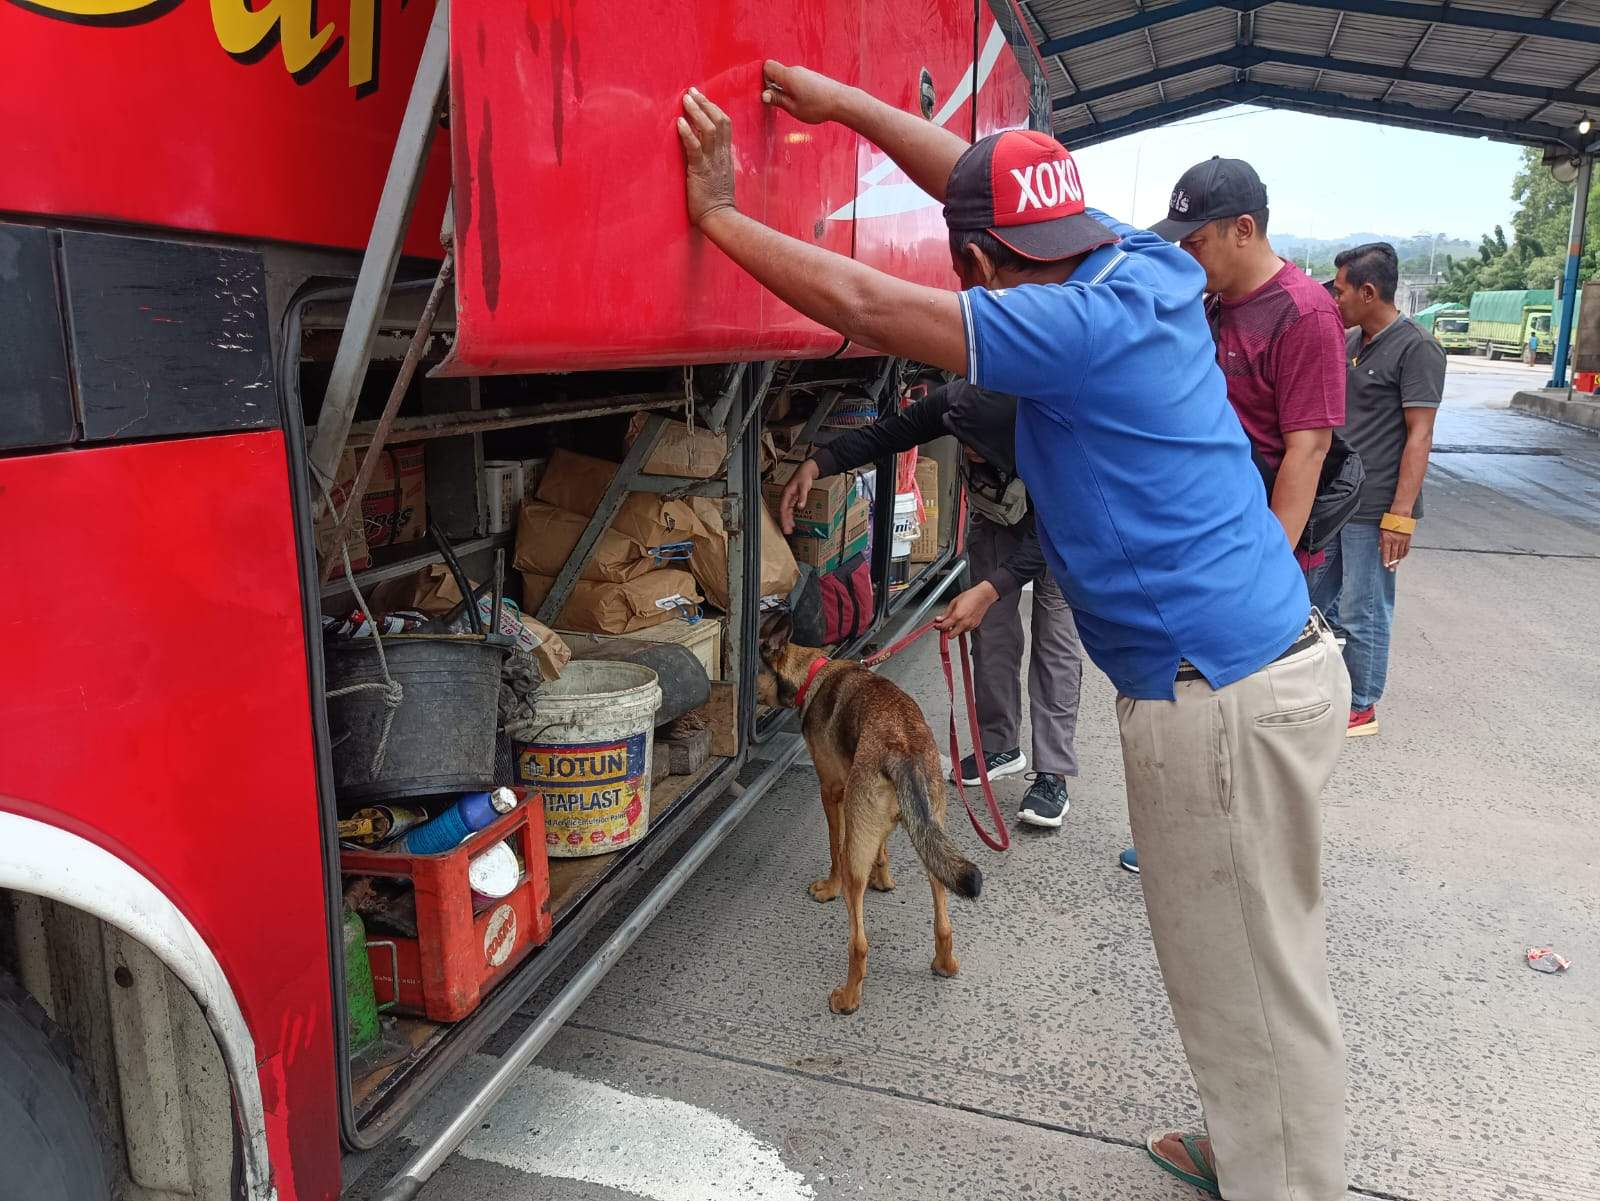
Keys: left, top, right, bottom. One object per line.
{"left": 1273, "top": 232, "right": 1475, "bottom": 266}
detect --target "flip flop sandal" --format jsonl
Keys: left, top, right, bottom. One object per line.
{"left": 1146, "top": 1130, "right": 1221, "bottom": 1198}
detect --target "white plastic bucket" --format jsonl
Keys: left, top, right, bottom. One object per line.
{"left": 512, "top": 661, "right": 662, "bottom": 858}
{"left": 891, "top": 491, "right": 920, "bottom": 559}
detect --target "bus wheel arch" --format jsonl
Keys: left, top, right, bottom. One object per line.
{"left": 0, "top": 811, "right": 273, "bottom": 1200}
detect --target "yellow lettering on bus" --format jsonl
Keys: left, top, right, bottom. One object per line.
{"left": 209, "top": 0, "right": 334, "bottom": 77}
{"left": 13, "top": 0, "right": 164, "bottom": 13}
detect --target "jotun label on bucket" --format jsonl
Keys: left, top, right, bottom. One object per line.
{"left": 515, "top": 733, "right": 650, "bottom": 857}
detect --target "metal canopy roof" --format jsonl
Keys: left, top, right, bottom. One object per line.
{"left": 1017, "top": 0, "right": 1600, "bottom": 152}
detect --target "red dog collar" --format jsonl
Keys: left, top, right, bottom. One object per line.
{"left": 793, "top": 656, "right": 830, "bottom": 709}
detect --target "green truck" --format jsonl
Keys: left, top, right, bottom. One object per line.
{"left": 1416, "top": 302, "right": 1471, "bottom": 352}
{"left": 1468, "top": 289, "right": 1554, "bottom": 359}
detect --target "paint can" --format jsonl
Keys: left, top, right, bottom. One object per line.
{"left": 468, "top": 840, "right": 523, "bottom": 903}
{"left": 513, "top": 661, "right": 662, "bottom": 858}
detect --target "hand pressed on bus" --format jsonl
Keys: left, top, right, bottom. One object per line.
{"left": 762, "top": 61, "right": 968, "bottom": 203}
{"left": 677, "top": 89, "right": 737, "bottom": 227}
{"left": 675, "top": 89, "right": 967, "bottom": 376}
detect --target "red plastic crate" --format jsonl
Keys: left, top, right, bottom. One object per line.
{"left": 341, "top": 797, "right": 552, "bottom": 1022}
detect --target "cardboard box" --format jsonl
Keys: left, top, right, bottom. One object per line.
{"left": 314, "top": 448, "right": 372, "bottom": 571}
{"left": 359, "top": 444, "right": 427, "bottom": 550}
{"left": 766, "top": 417, "right": 810, "bottom": 458}
{"left": 603, "top": 614, "right": 724, "bottom": 680}
{"left": 789, "top": 496, "right": 869, "bottom": 570}
{"left": 763, "top": 460, "right": 850, "bottom": 537}
{"left": 910, "top": 458, "right": 941, "bottom": 562}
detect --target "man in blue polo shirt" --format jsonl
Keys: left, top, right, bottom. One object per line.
{"left": 676, "top": 69, "right": 1351, "bottom": 1200}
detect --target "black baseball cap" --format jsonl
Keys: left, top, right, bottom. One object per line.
{"left": 1151, "top": 157, "right": 1269, "bottom": 241}
{"left": 944, "top": 130, "right": 1118, "bottom": 262}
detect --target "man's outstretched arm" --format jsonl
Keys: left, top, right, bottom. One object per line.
{"left": 679, "top": 89, "right": 967, "bottom": 376}
{"left": 762, "top": 63, "right": 969, "bottom": 203}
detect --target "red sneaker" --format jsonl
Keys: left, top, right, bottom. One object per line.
{"left": 1347, "top": 705, "right": 1379, "bottom": 737}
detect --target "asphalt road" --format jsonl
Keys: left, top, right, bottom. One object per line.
{"left": 349, "top": 354, "right": 1600, "bottom": 1201}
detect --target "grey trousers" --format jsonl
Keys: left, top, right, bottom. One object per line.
{"left": 1118, "top": 619, "right": 1351, "bottom": 1201}
{"left": 967, "top": 516, "right": 1083, "bottom": 776}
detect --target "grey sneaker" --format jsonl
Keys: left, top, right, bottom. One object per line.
{"left": 952, "top": 747, "right": 1026, "bottom": 786}
{"left": 1019, "top": 773, "right": 1069, "bottom": 829}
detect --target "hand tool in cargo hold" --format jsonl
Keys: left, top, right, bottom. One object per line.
{"left": 861, "top": 622, "right": 1009, "bottom": 852}
{"left": 340, "top": 804, "right": 431, "bottom": 848}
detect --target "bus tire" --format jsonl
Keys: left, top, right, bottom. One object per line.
{"left": 0, "top": 970, "right": 116, "bottom": 1201}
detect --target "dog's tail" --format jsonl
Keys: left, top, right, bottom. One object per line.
{"left": 887, "top": 755, "right": 982, "bottom": 900}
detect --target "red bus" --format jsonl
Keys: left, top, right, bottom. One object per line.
{"left": 0, "top": 2, "right": 1043, "bottom": 1197}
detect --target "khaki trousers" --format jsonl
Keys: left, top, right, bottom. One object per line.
{"left": 1117, "top": 621, "right": 1351, "bottom": 1201}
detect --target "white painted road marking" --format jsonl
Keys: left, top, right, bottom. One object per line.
{"left": 404, "top": 1054, "right": 814, "bottom": 1201}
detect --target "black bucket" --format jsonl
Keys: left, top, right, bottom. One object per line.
{"left": 325, "top": 635, "right": 505, "bottom": 805}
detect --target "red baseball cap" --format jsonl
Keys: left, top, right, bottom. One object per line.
{"left": 943, "top": 130, "right": 1118, "bottom": 263}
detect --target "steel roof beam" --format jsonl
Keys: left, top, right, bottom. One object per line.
{"left": 1056, "top": 79, "right": 1582, "bottom": 150}
{"left": 1057, "top": 88, "right": 1253, "bottom": 150}
{"left": 1248, "top": 80, "right": 1582, "bottom": 145}
{"left": 1039, "top": 0, "right": 1600, "bottom": 59}
{"left": 1052, "top": 45, "right": 1600, "bottom": 113}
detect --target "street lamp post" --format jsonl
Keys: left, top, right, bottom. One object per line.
{"left": 1549, "top": 154, "right": 1592, "bottom": 388}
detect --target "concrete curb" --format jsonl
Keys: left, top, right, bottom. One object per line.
{"left": 1511, "top": 388, "right": 1600, "bottom": 433}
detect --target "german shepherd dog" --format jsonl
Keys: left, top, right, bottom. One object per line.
{"left": 757, "top": 611, "right": 981, "bottom": 1015}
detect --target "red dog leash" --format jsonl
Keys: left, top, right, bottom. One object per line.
{"left": 862, "top": 621, "right": 1010, "bottom": 852}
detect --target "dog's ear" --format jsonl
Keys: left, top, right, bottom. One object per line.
{"left": 759, "top": 610, "right": 793, "bottom": 659}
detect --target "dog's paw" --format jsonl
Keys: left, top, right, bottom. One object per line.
{"left": 829, "top": 986, "right": 860, "bottom": 1015}
{"left": 867, "top": 869, "right": 896, "bottom": 893}
{"left": 931, "top": 955, "right": 961, "bottom": 978}
{"left": 808, "top": 878, "right": 841, "bottom": 903}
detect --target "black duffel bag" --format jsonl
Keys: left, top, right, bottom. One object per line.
{"left": 1253, "top": 431, "right": 1366, "bottom": 555}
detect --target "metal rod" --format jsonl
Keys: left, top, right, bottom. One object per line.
{"left": 319, "top": 253, "right": 455, "bottom": 583}
{"left": 308, "top": 0, "right": 451, "bottom": 495}
{"left": 333, "top": 392, "right": 687, "bottom": 447}
{"left": 1549, "top": 154, "right": 1591, "bottom": 388}
{"left": 376, "top": 736, "right": 808, "bottom": 1201}
{"left": 536, "top": 414, "right": 669, "bottom": 624}
{"left": 629, "top": 475, "right": 726, "bottom": 496}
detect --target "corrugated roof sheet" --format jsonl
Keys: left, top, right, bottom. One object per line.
{"left": 1026, "top": 0, "right": 1600, "bottom": 151}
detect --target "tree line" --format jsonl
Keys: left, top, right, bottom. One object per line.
{"left": 1432, "top": 146, "right": 1600, "bottom": 305}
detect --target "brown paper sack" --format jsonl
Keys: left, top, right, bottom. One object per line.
{"left": 534, "top": 449, "right": 706, "bottom": 551}
{"left": 369, "top": 563, "right": 474, "bottom": 616}
{"left": 513, "top": 501, "right": 652, "bottom": 583}
{"left": 515, "top": 613, "right": 571, "bottom": 680}
{"left": 687, "top": 497, "right": 799, "bottom": 610}
{"left": 521, "top": 569, "right": 703, "bottom": 635}
{"left": 627, "top": 414, "right": 727, "bottom": 479}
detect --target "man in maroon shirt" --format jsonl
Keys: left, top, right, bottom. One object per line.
{"left": 1154, "top": 157, "right": 1347, "bottom": 559}
{"left": 1114, "top": 159, "right": 1348, "bottom": 877}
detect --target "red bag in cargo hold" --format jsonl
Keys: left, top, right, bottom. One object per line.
{"left": 790, "top": 504, "right": 874, "bottom": 646}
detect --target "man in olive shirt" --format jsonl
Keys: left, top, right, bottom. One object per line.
{"left": 1315, "top": 243, "right": 1446, "bottom": 737}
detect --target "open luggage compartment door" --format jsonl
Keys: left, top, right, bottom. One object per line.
{"left": 438, "top": 0, "right": 865, "bottom": 376}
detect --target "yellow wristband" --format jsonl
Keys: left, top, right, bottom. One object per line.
{"left": 1380, "top": 513, "right": 1417, "bottom": 535}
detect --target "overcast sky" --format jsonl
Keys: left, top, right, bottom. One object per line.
{"left": 1071, "top": 106, "right": 1526, "bottom": 242}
